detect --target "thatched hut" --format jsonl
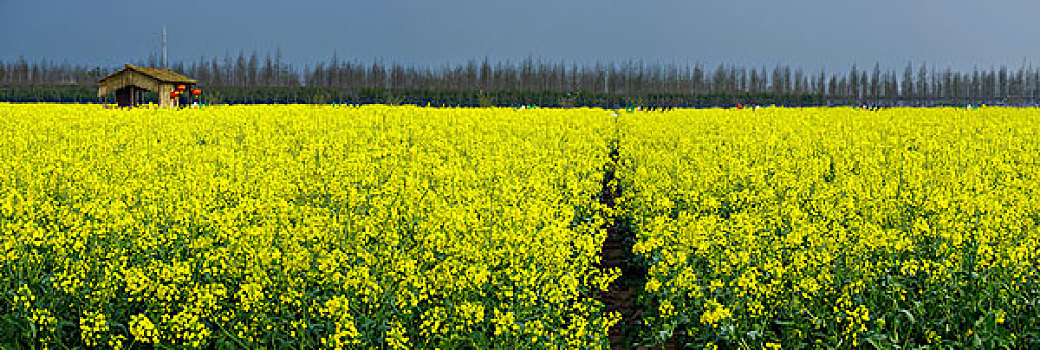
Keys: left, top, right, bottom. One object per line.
{"left": 97, "top": 64, "right": 197, "bottom": 107}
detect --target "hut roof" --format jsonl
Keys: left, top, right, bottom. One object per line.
{"left": 98, "top": 64, "right": 197, "bottom": 84}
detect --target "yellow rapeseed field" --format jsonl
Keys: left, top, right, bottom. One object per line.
{"left": 620, "top": 107, "right": 1040, "bottom": 348}
{"left": 2, "top": 104, "right": 1039, "bottom": 348}
{"left": 0, "top": 104, "right": 619, "bottom": 349}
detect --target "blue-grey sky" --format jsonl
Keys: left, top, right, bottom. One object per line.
{"left": 2, "top": 0, "right": 1039, "bottom": 72}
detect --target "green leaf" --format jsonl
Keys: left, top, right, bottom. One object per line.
{"left": 899, "top": 309, "right": 915, "bottom": 324}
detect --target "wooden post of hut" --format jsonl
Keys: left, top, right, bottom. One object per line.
{"left": 97, "top": 64, "right": 198, "bottom": 108}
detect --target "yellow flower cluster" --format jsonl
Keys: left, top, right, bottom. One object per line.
{"left": 618, "top": 107, "right": 1040, "bottom": 347}
{"left": 699, "top": 299, "right": 732, "bottom": 326}
{"left": 320, "top": 295, "right": 362, "bottom": 348}
{"left": 0, "top": 103, "right": 618, "bottom": 348}
{"left": 129, "top": 314, "right": 160, "bottom": 344}
{"left": 79, "top": 310, "right": 109, "bottom": 347}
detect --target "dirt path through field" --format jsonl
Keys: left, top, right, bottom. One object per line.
{"left": 597, "top": 134, "right": 647, "bottom": 349}
{"left": 597, "top": 116, "right": 680, "bottom": 350}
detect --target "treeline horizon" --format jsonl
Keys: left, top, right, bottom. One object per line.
{"left": 3, "top": 51, "right": 1040, "bottom": 106}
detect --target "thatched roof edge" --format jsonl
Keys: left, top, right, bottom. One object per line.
{"left": 98, "top": 64, "right": 198, "bottom": 84}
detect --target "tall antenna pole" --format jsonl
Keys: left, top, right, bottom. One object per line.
{"left": 162, "top": 26, "right": 167, "bottom": 68}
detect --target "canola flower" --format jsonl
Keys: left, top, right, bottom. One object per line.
{"left": 4, "top": 103, "right": 1040, "bottom": 348}
{"left": 0, "top": 104, "right": 619, "bottom": 349}
{"left": 619, "top": 107, "right": 1040, "bottom": 347}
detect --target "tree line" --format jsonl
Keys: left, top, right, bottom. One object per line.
{"left": 3, "top": 52, "right": 1040, "bottom": 106}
